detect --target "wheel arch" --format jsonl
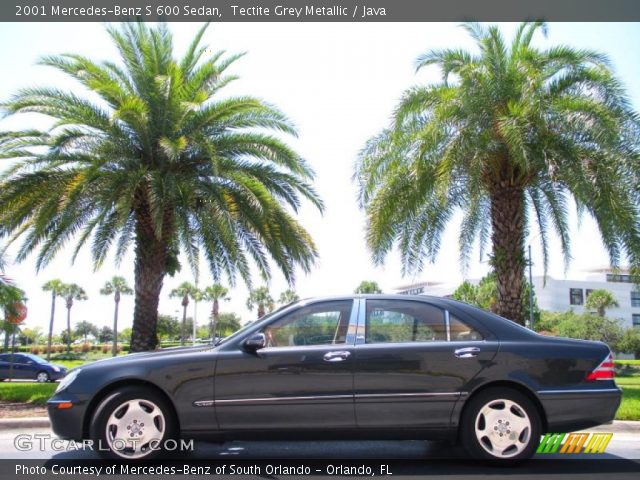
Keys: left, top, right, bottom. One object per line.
{"left": 458, "top": 380, "right": 548, "bottom": 435}
{"left": 82, "top": 378, "right": 180, "bottom": 439}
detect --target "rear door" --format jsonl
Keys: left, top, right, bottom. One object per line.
{"left": 353, "top": 298, "right": 498, "bottom": 429}
{"left": 214, "top": 299, "right": 359, "bottom": 430}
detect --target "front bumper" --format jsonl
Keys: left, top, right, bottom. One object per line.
{"left": 49, "top": 370, "right": 67, "bottom": 381}
{"left": 538, "top": 387, "right": 622, "bottom": 432}
{"left": 47, "top": 391, "right": 89, "bottom": 441}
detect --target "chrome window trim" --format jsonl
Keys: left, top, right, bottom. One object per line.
{"left": 445, "top": 309, "right": 451, "bottom": 342}
{"left": 355, "top": 298, "right": 366, "bottom": 345}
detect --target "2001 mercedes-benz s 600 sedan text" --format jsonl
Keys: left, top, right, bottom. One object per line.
{"left": 47, "top": 295, "right": 621, "bottom": 461}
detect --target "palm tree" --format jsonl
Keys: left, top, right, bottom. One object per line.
{"left": 585, "top": 289, "right": 619, "bottom": 317}
{"left": 247, "top": 287, "right": 274, "bottom": 319}
{"left": 100, "top": 276, "right": 133, "bottom": 356}
{"left": 356, "top": 22, "right": 640, "bottom": 325}
{"left": 201, "top": 284, "right": 229, "bottom": 339}
{"left": 354, "top": 281, "right": 382, "bottom": 294}
{"left": 59, "top": 283, "right": 87, "bottom": 353}
{"left": 75, "top": 320, "right": 98, "bottom": 344}
{"left": 278, "top": 289, "right": 299, "bottom": 305}
{"left": 0, "top": 23, "right": 322, "bottom": 352}
{"left": 170, "top": 281, "right": 198, "bottom": 345}
{"left": 1, "top": 276, "right": 25, "bottom": 352}
{"left": 42, "top": 279, "right": 65, "bottom": 360}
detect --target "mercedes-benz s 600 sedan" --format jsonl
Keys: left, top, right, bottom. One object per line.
{"left": 47, "top": 295, "right": 621, "bottom": 461}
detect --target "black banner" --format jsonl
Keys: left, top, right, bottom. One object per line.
{"left": 1, "top": 458, "right": 640, "bottom": 479}
{"left": 3, "top": 0, "right": 640, "bottom": 22}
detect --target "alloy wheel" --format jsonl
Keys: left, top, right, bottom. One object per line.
{"left": 105, "top": 398, "right": 166, "bottom": 459}
{"left": 474, "top": 398, "right": 532, "bottom": 458}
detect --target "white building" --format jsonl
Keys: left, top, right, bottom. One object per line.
{"left": 532, "top": 269, "right": 640, "bottom": 329}
{"left": 394, "top": 268, "right": 640, "bottom": 329}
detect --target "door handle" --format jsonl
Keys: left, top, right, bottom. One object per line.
{"left": 323, "top": 351, "right": 351, "bottom": 362}
{"left": 454, "top": 347, "right": 480, "bottom": 358}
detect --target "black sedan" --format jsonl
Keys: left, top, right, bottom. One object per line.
{"left": 0, "top": 353, "right": 67, "bottom": 382}
{"left": 47, "top": 295, "right": 621, "bottom": 461}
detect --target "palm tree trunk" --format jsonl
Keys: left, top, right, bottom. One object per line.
{"left": 258, "top": 305, "right": 265, "bottom": 318}
{"left": 181, "top": 304, "right": 187, "bottom": 346}
{"left": 130, "top": 199, "right": 169, "bottom": 353}
{"left": 46, "top": 292, "right": 55, "bottom": 361}
{"left": 211, "top": 299, "right": 219, "bottom": 339}
{"left": 66, "top": 306, "right": 71, "bottom": 353}
{"left": 112, "top": 297, "right": 119, "bottom": 357}
{"left": 490, "top": 186, "right": 526, "bottom": 325}
{"left": 131, "top": 243, "right": 166, "bottom": 352}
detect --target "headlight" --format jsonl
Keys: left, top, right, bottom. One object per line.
{"left": 56, "top": 369, "right": 81, "bottom": 393}
{"left": 52, "top": 366, "right": 60, "bottom": 372}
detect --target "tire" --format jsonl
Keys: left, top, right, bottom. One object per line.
{"left": 460, "top": 387, "right": 541, "bottom": 461}
{"left": 89, "top": 386, "right": 177, "bottom": 460}
{"left": 36, "top": 371, "right": 50, "bottom": 383}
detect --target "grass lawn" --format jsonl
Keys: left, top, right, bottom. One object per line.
{"left": 55, "top": 359, "right": 87, "bottom": 370}
{"left": 0, "top": 382, "right": 57, "bottom": 405}
{"left": 616, "top": 375, "right": 640, "bottom": 421}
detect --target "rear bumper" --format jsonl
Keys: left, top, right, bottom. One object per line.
{"left": 538, "top": 387, "right": 622, "bottom": 432}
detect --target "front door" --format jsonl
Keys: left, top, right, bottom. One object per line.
{"left": 214, "top": 299, "right": 358, "bottom": 431}
{"left": 353, "top": 298, "right": 498, "bottom": 429}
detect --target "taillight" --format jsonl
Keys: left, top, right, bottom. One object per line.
{"left": 586, "top": 352, "right": 615, "bottom": 381}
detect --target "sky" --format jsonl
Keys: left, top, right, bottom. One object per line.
{"left": 0, "top": 22, "right": 639, "bottom": 335}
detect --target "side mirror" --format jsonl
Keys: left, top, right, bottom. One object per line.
{"left": 243, "top": 333, "right": 266, "bottom": 351}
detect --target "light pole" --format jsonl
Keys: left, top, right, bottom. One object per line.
{"left": 528, "top": 244, "right": 534, "bottom": 330}
{"left": 193, "top": 274, "right": 199, "bottom": 346}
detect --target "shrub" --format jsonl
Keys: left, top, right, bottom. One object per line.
{"left": 51, "top": 352, "right": 83, "bottom": 361}
{"left": 29, "top": 345, "right": 41, "bottom": 354}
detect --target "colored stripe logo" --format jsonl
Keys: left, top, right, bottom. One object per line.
{"left": 537, "top": 433, "right": 613, "bottom": 454}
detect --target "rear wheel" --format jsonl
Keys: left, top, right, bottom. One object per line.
{"left": 89, "top": 386, "right": 177, "bottom": 460}
{"left": 461, "top": 387, "right": 541, "bottom": 460}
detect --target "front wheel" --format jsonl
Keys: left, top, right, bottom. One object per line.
{"left": 36, "top": 371, "right": 50, "bottom": 383}
{"left": 460, "top": 387, "right": 541, "bottom": 461}
{"left": 89, "top": 386, "right": 177, "bottom": 460}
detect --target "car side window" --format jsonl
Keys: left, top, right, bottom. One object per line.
{"left": 449, "top": 314, "right": 484, "bottom": 341}
{"left": 262, "top": 300, "right": 352, "bottom": 347}
{"left": 365, "top": 300, "right": 447, "bottom": 343}
{"left": 11, "top": 355, "right": 27, "bottom": 364}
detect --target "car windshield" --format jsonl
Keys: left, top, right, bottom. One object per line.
{"left": 215, "top": 303, "right": 295, "bottom": 346}
{"left": 23, "top": 354, "right": 47, "bottom": 364}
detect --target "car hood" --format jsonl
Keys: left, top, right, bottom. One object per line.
{"left": 82, "top": 344, "right": 216, "bottom": 368}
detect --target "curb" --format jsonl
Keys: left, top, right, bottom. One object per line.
{"left": 583, "top": 420, "right": 640, "bottom": 434}
{"left": 0, "top": 417, "right": 50, "bottom": 430}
